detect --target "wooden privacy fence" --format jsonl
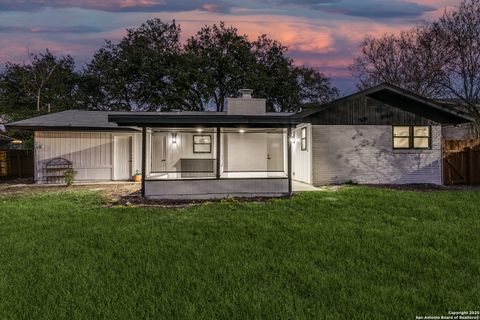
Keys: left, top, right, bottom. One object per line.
{"left": 443, "top": 139, "right": 480, "bottom": 185}
{"left": 0, "top": 150, "right": 34, "bottom": 179}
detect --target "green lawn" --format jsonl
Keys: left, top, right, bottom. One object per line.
{"left": 0, "top": 187, "right": 479, "bottom": 319}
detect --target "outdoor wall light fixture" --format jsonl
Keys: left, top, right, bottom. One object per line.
{"left": 238, "top": 129, "right": 246, "bottom": 133}
{"left": 290, "top": 135, "right": 295, "bottom": 144}
{"left": 171, "top": 132, "right": 177, "bottom": 144}
{"left": 196, "top": 128, "right": 203, "bottom": 132}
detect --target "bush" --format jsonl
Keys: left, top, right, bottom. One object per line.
{"left": 64, "top": 168, "right": 78, "bottom": 187}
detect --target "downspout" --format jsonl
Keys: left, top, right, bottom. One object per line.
{"left": 141, "top": 126, "right": 146, "bottom": 197}
{"left": 287, "top": 127, "right": 293, "bottom": 195}
{"left": 216, "top": 127, "right": 221, "bottom": 179}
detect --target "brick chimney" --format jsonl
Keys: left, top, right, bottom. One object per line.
{"left": 227, "top": 89, "right": 266, "bottom": 115}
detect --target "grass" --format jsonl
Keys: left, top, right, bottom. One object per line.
{"left": 0, "top": 187, "right": 479, "bottom": 319}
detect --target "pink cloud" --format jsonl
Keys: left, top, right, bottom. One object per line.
{"left": 0, "top": 0, "right": 459, "bottom": 92}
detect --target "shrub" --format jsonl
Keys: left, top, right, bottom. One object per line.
{"left": 64, "top": 168, "right": 78, "bottom": 187}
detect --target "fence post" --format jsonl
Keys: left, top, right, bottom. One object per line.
{"left": 466, "top": 147, "right": 471, "bottom": 185}
{"left": 16, "top": 151, "right": 21, "bottom": 178}
{"left": 468, "top": 147, "right": 475, "bottom": 185}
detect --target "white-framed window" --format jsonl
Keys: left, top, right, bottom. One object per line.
{"left": 301, "top": 127, "right": 307, "bottom": 151}
{"left": 393, "top": 126, "right": 430, "bottom": 149}
{"left": 193, "top": 135, "right": 212, "bottom": 153}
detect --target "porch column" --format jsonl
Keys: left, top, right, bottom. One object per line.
{"left": 141, "top": 126, "right": 146, "bottom": 197}
{"left": 216, "top": 127, "right": 221, "bottom": 179}
{"left": 287, "top": 127, "right": 292, "bottom": 195}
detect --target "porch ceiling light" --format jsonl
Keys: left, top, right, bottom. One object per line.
{"left": 196, "top": 128, "right": 203, "bottom": 132}
{"left": 238, "top": 129, "right": 245, "bottom": 133}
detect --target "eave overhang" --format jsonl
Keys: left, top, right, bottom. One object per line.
{"left": 108, "top": 114, "right": 303, "bottom": 128}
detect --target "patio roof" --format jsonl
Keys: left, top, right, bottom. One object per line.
{"left": 108, "top": 113, "right": 302, "bottom": 128}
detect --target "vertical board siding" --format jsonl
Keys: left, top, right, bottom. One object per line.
{"left": 35, "top": 131, "right": 113, "bottom": 182}
{"left": 292, "top": 124, "right": 312, "bottom": 184}
{"left": 311, "top": 125, "right": 442, "bottom": 185}
{"left": 309, "top": 96, "right": 433, "bottom": 125}
{"left": 150, "top": 132, "right": 216, "bottom": 172}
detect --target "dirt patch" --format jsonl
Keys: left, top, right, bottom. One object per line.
{"left": 0, "top": 181, "right": 289, "bottom": 208}
{"left": 0, "top": 181, "right": 141, "bottom": 201}
{"left": 113, "top": 194, "right": 290, "bottom": 208}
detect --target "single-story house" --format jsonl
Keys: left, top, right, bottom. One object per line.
{"left": 6, "top": 84, "right": 472, "bottom": 199}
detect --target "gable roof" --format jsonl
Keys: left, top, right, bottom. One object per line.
{"left": 301, "top": 83, "right": 474, "bottom": 125}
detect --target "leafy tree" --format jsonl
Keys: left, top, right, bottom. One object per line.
{"left": 1, "top": 19, "right": 339, "bottom": 119}
{"left": 292, "top": 66, "right": 339, "bottom": 112}
{"left": 185, "top": 25, "right": 338, "bottom": 112}
{"left": 249, "top": 35, "right": 298, "bottom": 112}
{"left": 184, "top": 22, "right": 256, "bottom": 111}
{"left": 0, "top": 50, "right": 79, "bottom": 121}
{"left": 83, "top": 19, "right": 183, "bottom": 111}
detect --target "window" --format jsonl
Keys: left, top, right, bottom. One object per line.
{"left": 393, "top": 126, "right": 430, "bottom": 149}
{"left": 193, "top": 135, "right": 211, "bottom": 153}
{"left": 301, "top": 127, "right": 307, "bottom": 151}
{"left": 393, "top": 126, "right": 410, "bottom": 149}
{"left": 413, "top": 126, "right": 430, "bottom": 148}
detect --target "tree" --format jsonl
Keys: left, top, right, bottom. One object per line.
{"left": 84, "top": 19, "right": 183, "bottom": 111}
{"left": 0, "top": 50, "right": 79, "bottom": 121}
{"left": 185, "top": 27, "right": 339, "bottom": 112}
{"left": 184, "top": 22, "right": 256, "bottom": 111}
{"left": 350, "top": 27, "right": 447, "bottom": 97}
{"left": 84, "top": 19, "right": 338, "bottom": 113}
{"left": 249, "top": 34, "right": 298, "bottom": 112}
{"left": 432, "top": 0, "right": 480, "bottom": 131}
{"left": 351, "top": 0, "right": 480, "bottom": 136}
{"left": 293, "top": 66, "right": 339, "bottom": 111}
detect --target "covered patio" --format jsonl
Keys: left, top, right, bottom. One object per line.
{"left": 109, "top": 113, "right": 302, "bottom": 199}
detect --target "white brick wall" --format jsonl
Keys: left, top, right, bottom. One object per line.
{"left": 311, "top": 125, "right": 443, "bottom": 185}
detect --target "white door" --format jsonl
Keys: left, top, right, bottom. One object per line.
{"left": 151, "top": 133, "right": 167, "bottom": 172}
{"left": 267, "top": 133, "right": 284, "bottom": 171}
{"left": 114, "top": 136, "right": 132, "bottom": 180}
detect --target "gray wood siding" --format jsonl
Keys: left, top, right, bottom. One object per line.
{"left": 311, "top": 125, "right": 442, "bottom": 185}
{"left": 309, "top": 96, "right": 434, "bottom": 125}
{"left": 35, "top": 131, "right": 113, "bottom": 182}
{"left": 34, "top": 131, "right": 142, "bottom": 182}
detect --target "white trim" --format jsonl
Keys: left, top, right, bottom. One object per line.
{"left": 112, "top": 134, "right": 134, "bottom": 180}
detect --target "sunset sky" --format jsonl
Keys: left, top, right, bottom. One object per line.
{"left": 0, "top": 0, "right": 459, "bottom": 93}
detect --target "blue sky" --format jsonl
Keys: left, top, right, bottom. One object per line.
{"left": 0, "top": 0, "right": 458, "bottom": 93}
